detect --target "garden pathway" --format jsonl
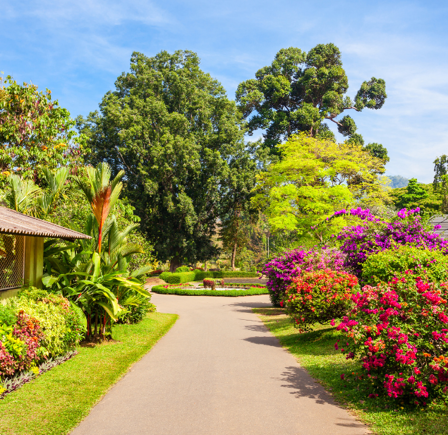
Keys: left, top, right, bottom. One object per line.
{"left": 72, "top": 295, "right": 369, "bottom": 435}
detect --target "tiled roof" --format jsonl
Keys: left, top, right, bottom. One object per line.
{"left": 0, "top": 206, "right": 91, "bottom": 240}
{"left": 430, "top": 215, "right": 448, "bottom": 238}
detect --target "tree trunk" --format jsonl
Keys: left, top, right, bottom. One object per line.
{"left": 169, "top": 257, "right": 182, "bottom": 273}
{"left": 231, "top": 242, "right": 237, "bottom": 270}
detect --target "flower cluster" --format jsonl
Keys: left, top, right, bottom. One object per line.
{"left": 334, "top": 208, "right": 448, "bottom": 277}
{"left": 262, "top": 247, "right": 346, "bottom": 306}
{"left": 282, "top": 269, "right": 358, "bottom": 331}
{"left": 336, "top": 275, "right": 448, "bottom": 403}
{"left": 0, "top": 311, "right": 43, "bottom": 376}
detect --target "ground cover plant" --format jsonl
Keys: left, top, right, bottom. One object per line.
{"left": 282, "top": 269, "right": 358, "bottom": 332}
{"left": 255, "top": 307, "right": 448, "bottom": 435}
{"left": 263, "top": 247, "right": 346, "bottom": 306}
{"left": 0, "top": 312, "right": 177, "bottom": 435}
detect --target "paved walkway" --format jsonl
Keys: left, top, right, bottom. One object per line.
{"left": 72, "top": 295, "right": 368, "bottom": 435}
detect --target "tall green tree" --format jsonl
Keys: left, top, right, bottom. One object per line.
{"left": 78, "top": 50, "right": 255, "bottom": 271}
{"left": 0, "top": 75, "right": 84, "bottom": 183}
{"left": 394, "top": 178, "right": 428, "bottom": 211}
{"left": 236, "top": 44, "right": 387, "bottom": 154}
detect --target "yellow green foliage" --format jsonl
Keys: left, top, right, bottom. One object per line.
{"left": 252, "top": 133, "right": 390, "bottom": 243}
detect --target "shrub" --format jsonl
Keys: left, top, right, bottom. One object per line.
{"left": 263, "top": 247, "right": 347, "bottom": 307}
{"left": 161, "top": 270, "right": 258, "bottom": 283}
{"left": 175, "top": 266, "right": 190, "bottom": 273}
{"left": 117, "top": 297, "right": 156, "bottom": 324}
{"left": 0, "top": 311, "right": 44, "bottom": 376}
{"left": 159, "top": 272, "right": 196, "bottom": 284}
{"left": 333, "top": 207, "right": 448, "bottom": 277}
{"left": 362, "top": 246, "right": 448, "bottom": 286}
{"left": 282, "top": 269, "right": 358, "bottom": 331}
{"left": 336, "top": 276, "right": 448, "bottom": 403}
{"left": 7, "top": 288, "right": 84, "bottom": 358}
{"left": 203, "top": 279, "right": 224, "bottom": 290}
{"left": 203, "top": 279, "right": 216, "bottom": 290}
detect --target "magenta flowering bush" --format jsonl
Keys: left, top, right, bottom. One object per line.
{"left": 336, "top": 275, "right": 448, "bottom": 403}
{"left": 262, "top": 247, "right": 346, "bottom": 306}
{"left": 332, "top": 207, "right": 448, "bottom": 278}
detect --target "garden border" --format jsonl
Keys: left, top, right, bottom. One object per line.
{"left": 151, "top": 285, "right": 269, "bottom": 297}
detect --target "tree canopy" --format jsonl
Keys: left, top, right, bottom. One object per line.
{"left": 0, "top": 75, "right": 83, "bottom": 184}
{"left": 236, "top": 44, "right": 387, "bottom": 156}
{"left": 252, "top": 133, "right": 389, "bottom": 244}
{"left": 78, "top": 50, "right": 257, "bottom": 270}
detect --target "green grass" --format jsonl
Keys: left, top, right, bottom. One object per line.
{"left": 254, "top": 308, "right": 448, "bottom": 435}
{"left": 0, "top": 312, "right": 178, "bottom": 435}
{"left": 151, "top": 284, "right": 268, "bottom": 296}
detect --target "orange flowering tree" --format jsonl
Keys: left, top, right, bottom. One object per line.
{"left": 0, "top": 75, "right": 84, "bottom": 184}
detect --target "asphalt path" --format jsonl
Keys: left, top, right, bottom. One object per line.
{"left": 72, "top": 294, "right": 369, "bottom": 435}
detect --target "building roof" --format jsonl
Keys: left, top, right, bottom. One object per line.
{"left": 430, "top": 215, "right": 448, "bottom": 238}
{"left": 0, "top": 206, "right": 91, "bottom": 241}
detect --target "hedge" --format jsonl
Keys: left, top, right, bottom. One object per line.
{"left": 159, "top": 270, "right": 259, "bottom": 283}
{"left": 158, "top": 272, "right": 196, "bottom": 284}
{"left": 151, "top": 285, "right": 269, "bottom": 297}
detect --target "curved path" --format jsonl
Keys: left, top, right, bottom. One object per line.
{"left": 72, "top": 295, "right": 369, "bottom": 435}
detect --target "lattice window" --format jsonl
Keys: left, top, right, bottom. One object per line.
{"left": 0, "top": 235, "right": 25, "bottom": 290}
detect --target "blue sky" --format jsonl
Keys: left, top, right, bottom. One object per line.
{"left": 2, "top": 0, "right": 448, "bottom": 182}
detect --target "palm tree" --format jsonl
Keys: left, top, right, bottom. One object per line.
{"left": 75, "top": 163, "right": 124, "bottom": 253}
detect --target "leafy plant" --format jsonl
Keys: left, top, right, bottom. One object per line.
{"left": 362, "top": 246, "right": 448, "bottom": 286}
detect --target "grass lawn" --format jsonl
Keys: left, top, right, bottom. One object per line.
{"left": 0, "top": 312, "right": 178, "bottom": 435}
{"left": 151, "top": 284, "right": 268, "bottom": 296}
{"left": 254, "top": 307, "right": 448, "bottom": 435}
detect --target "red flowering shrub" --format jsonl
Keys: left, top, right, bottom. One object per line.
{"left": 282, "top": 269, "right": 358, "bottom": 331}
{"left": 203, "top": 279, "right": 224, "bottom": 290}
{"left": 336, "top": 276, "right": 448, "bottom": 403}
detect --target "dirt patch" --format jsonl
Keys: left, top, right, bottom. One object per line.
{"left": 145, "top": 277, "right": 167, "bottom": 290}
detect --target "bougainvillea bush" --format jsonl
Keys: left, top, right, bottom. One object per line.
{"left": 336, "top": 275, "right": 448, "bottom": 403}
{"left": 263, "top": 247, "right": 346, "bottom": 306}
{"left": 362, "top": 246, "right": 448, "bottom": 286}
{"left": 282, "top": 269, "right": 358, "bottom": 332}
{"left": 332, "top": 207, "right": 448, "bottom": 278}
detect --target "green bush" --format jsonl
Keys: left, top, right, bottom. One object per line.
{"left": 151, "top": 285, "right": 269, "bottom": 297}
{"left": 117, "top": 297, "right": 156, "bottom": 324}
{"left": 159, "top": 272, "right": 196, "bottom": 284}
{"left": 7, "top": 288, "right": 85, "bottom": 358}
{"left": 361, "top": 246, "right": 448, "bottom": 286}
{"left": 175, "top": 266, "right": 190, "bottom": 273}
{"left": 160, "top": 270, "right": 259, "bottom": 283}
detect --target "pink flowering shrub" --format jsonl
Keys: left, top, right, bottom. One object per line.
{"left": 336, "top": 275, "right": 448, "bottom": 403}
{"left": 263, "top": 247, "right": 347, "bottom": 307}
{"left": 282, "top": 269, "right": 358, "bottom": 332}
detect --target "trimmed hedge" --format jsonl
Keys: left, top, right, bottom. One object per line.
{"left": 151, "top": 285, "right": 268, "bottom": 297}
{"left": 159, "top": 270, "right": 259, "bottom": 283}
{"left": 159, "top": 272, "right": 196, "bottom": 284}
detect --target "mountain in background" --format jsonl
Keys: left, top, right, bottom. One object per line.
{"left": 387, "top": 175, "right": 409, "bottom": 189}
